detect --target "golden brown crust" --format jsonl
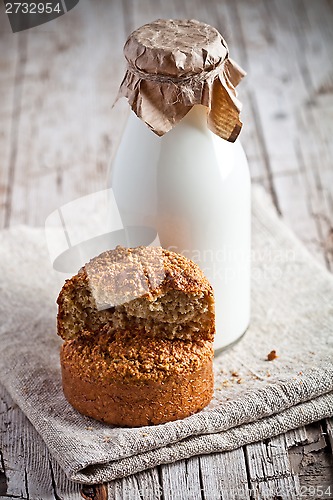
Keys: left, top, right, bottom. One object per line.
{"left": 57, "top": 246, "right": 216, "bottom": 426}
{"left": 61, "top": 335, "right": 214, "bottom": 426}
{"left": 57, "top": 246, "right": 215, "bottom": 343}
{"left": 61, "top": 332, "right": 213, "bottom": 382}
{"left": 84, "top": 245, "right": 214, "bottom": 298}
{"left": 58, "top": 245, "right": 213, "bottom": 309}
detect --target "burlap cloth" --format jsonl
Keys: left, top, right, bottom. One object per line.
{"left": 0, "top": 187, "right": 332, "bottom": 485}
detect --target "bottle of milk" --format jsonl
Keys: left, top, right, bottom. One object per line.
{"left": 110, "top": 19, "right": 251, "bottom": 351}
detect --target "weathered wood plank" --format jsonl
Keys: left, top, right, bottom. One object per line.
{"left": 296, "top": 96, "right": 333, "bottom": 270}
{"left": 273, "top": 171, "right": 327, "bottom": 265}
{"left": 0, "top": 386, "right": 44, "bottom": 498}
{"left": 0, "top": 384, "right": 82, "bottom": 499}
{"left": 296, "top": 0, "right": 333, "bottom": 95}
{"left": 288, "top": 422, "right": 333, "bottom": 497}
{"left": 284, "top": 426, "right": 308, "bottom": 448}
{"left": 233, "top": 0, "right": 301, "bottom": 176}
{"left": 234, "top": 0, "right": 333, "bottom": 265}
{"left": 108, "top": 468, "right": 161, "bottom": 500}
{"left": 200, "top": 449, "right": 250, "bottom": 500}
{"left": 293, "top": 121, "right": 333, "bottom": 271}
{"left": 220, "top": 0, "right": 270, "bottom": 190}
{"left": 234, "top": 2, "right": 330, "bottom": 261}
{"left": 230, "top": 0, "right": 333, "bottom": 270}
{"left": 245, "top": 434, "right": 301, "bottom": 499}
{"left": 273, "top": 0, "right": 333, "bottom": 270}
{"left": 159, "top": 457, "right": 202, "bottom": 500}
{"left": 0, "top": 31, "right": 25, "bottom": 229}
{"left": 294, "top": 118, "right": 333, "bottom": 270}
{"left": 222, "top": 0, "right": 281, "bottom": 212}
{"left": 0, "top": 6, "right": 13, "bottom": 229}
{"left": 7, "top": 0, "right": 126, "bottom": 227}
{"left": 326, "top": 418, "right": 333, "bottom": 453}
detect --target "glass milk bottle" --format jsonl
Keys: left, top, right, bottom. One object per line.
{"left": 110, "top": 19, "right": 251, "bottom": 351}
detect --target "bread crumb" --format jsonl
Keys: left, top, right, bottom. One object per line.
{"left": 217, "top": 380, "right": 231, "bottom": 390}
{"left": 266, "top": 350, "right": 278, "bottom": 361}
{"left": 231, "top": 371, "right": 239, "bottom": 377}
{"left": 85, "top": 426, "right": 94, "bottom": 431}
{"left": 237, "top": 378, "right": 245, "bottom": 384}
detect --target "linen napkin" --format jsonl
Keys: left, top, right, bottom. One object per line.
{"left": 0, "top": 187, "right": 332, "bottom": 485}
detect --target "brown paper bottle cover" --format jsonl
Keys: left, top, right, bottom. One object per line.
{"left": 118, "top": 19, "right": 246, "bottom": 142}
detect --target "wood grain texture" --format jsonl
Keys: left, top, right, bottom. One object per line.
{"left": 245, "top": 434, "right": 301, "bottom": 499}
{"left": 0, "top": 0, "right": 332, "bottom": 498}
{"left": 0, "top": 385, "right": 82, "bottom": 499}
{"left": 327, "top": 418, "right": 333, "bottom": 452}
{"left": 0, "top": 30, "right": 24, "bottom": 229}
{"left": 200, "top": 448, "right": 250, "bottom": 500}
{"left": 2, "top": 0, "right": 127, "bottom": 228}
{"left": 288, "top": 422, "right": 333, "bottom": 497}
{"left": 107, "top": 467, "right": 161, "bottom": 500}
{"left": 159, "top": 457, "right": 204, "bottom": 500}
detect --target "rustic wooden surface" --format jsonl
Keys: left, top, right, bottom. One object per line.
{"left": 0, "top": 0, "right": 333, "bottom": 498}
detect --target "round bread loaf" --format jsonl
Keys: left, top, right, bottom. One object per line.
{"left": 61, "top": 332, "right": 214, "bottom": 426}
{"left": 57, "top": 246, "right": 215, "bottom": 426}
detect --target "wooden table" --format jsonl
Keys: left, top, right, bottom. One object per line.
{"left": 1, "top": 0, "right": 333, "bottom": 498}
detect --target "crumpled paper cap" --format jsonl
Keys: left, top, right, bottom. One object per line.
{"left": 118, "top": 19, "right": 246, "bottom": 142}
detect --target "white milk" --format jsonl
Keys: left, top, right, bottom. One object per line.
{"left": 110, "top": 104, "right": 251, "bottom": 350}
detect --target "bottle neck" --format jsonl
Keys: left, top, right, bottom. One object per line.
{"left": 180, "top": 105, "right": 209, "bottom": 131}
{"left": 127, "top": 104, "right": 210, "bottom": 137}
